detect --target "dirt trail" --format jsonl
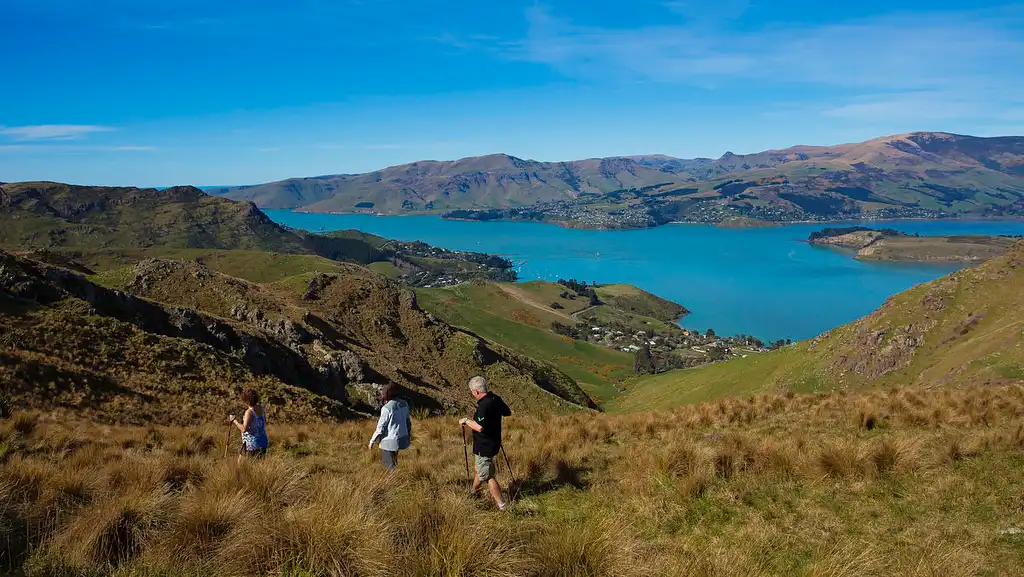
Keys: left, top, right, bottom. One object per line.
{"left": 497, "top": 284, "right": 574, "bottom": 322}
{"left": 571, "top": 305, "right": 599, "bottom": 320}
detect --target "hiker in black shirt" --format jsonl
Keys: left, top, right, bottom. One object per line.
{"left": 458, "top": 376, "right": 512, "bottom": 510}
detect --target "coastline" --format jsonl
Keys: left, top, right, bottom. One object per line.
{"left": 281, "top": 206, "right": 1024, "bottom": 232}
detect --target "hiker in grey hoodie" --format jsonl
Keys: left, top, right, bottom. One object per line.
{"left": 368, "top": 383, "right": 412, "bottom": 470}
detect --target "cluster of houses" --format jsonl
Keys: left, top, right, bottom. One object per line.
{"left": 581, "top": 320, "right": 770, "bottom": 367}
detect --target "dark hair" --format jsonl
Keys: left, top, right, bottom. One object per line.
{"left": 380, "top": 383, "right": 399, "bottom": 404}
{"left": 241, "top": 389, "right": 260, "bottom": 407}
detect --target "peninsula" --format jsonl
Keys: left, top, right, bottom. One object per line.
{"left": 807, "top": 226, "right": 1021, "bottom": 262}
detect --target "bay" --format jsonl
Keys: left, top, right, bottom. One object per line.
{"left": 264, "top": 210, "right": 1024, "bottom": 342}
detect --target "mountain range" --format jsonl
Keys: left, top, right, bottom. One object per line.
{"left": 208, "top": 132, "right": 1024, "bottom": 224}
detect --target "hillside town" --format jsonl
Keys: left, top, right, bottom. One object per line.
{"left": 442, "top": 192, "right": 956, "bottom": 230}
{"left": 576, "top": 317, "right": 778, "bottom": 373}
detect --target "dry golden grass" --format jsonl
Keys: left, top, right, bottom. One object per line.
{"left": 2, "top": 385, "right": 1024, "bottom": 576}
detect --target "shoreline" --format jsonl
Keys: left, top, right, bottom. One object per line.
{"left": 280, "top": 207, "right": 1024, "bottom": 232}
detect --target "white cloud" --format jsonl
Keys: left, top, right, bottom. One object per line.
{"left": 108, "top": 145, "right": 156, "bottom": 151}
{"left": 511, "top": 5, "right": 1024, "bottom": 92}
{"left": 0, "top": 124, "right": 115, "bottom": 141}
{"left": 0, "top": 144, "right": 154, "bottom": 153}
{"left": 318, "top": 142, "right": 402, "bottom": 150}
{"left": 496, "top": 5, "right": 1024, "bottom": 130}
{"left": 819, "top": 93, "right": 983, "bottom": 122}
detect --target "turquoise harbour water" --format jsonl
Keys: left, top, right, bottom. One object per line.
{"left": 264, "top": 210, "right": 1024, "bottom": 343}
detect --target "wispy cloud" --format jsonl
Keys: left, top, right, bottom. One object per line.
{"left": 0, "top": 144, "right": 155, "bottom": 153}
{"left": 108, "top": 145, "right": 156, "bottom": 151}
{"left": 123, "top": 17, "right": 228, "bottom": 34}
{"left": 510, "top": 5, "right": 1024, "bottom": 94}
{"left": 662, "top": 0, "right": 751, "bottom": 23}
{"left": 819, "top": 92, "right": 984, "bottom": 122}
{"left": 497, "top": 5, "right": 1024, "bottom": 127}
{"left": 318, "top": 142, "right": 402, "bottom": 150}
{"left": 0, "top": 124, "right": 115, "bottom": 141}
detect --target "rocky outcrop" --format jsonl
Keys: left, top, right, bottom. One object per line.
{"left": 229, "top": 301, "right": 312, "bottom": 351}
{"left": 809, "top": 230, "right": 886, "bottom": 250}
{"left": 1, "top": 251, "right": 348, "bottom": 403}
{"left": 2, "top": 250, "right": 597, "bottom": 420}
{"left": 831, "top": 324, "right": 931, "bottom": 379}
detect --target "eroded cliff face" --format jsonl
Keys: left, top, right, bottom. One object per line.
{"left": 1, "top": 251, "right": 594, "bottom": 425}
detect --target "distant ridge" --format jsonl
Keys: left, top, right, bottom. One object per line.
{"left": 209, "top": 152, "right": 682, "bottom": 212}
{"left": 208, "top": 132, "right": 1024, "bottom": 225}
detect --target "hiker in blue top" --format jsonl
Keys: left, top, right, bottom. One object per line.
{"left": 229, "top": 388, "right": 269, "bottom": 463}
{"left": 368, "top": 383, "right": 412, "bottom": 470}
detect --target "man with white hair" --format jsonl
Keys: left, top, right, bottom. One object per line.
{"left": 459, "top": 375, "right": 512, "bottom": 510}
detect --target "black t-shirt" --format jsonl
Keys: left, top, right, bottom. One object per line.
{"left": 472, "top": 393, "right": 511, "bottom": 457}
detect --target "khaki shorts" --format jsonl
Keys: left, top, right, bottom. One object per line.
{"left": 475, "top": 454, "right": 496, "bottom": 482}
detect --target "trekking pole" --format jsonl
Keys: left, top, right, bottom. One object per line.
{"left": 224, "top": 424, "right": 232, "bottom": 459}
{"left": 500, "top": 445, "right": 520, "bottom": 502}
{"left": 461, "top": 425, "right": 472, "bottom": 489}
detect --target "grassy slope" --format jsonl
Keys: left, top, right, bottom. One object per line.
{"left": 595, "top": 283, "right": 689, "bottom": 321}
{"left": 614, "top": 241, "right": 1024, "bottom": 412}
{"left": 416, "top": 284, "right": 631, "bottom": 403}
{"left": 84, "top": 249, "right": 354, "bottom": 285}
{"left": 318, "top": 228, "right": 392, "bottom": 249}
{"left": 0, "top": 182, "right": 309, "bottom": 253}
{"left": 579, "top": 303, "right": 683, "bottom": 335}
{"left": 512, "top": 280, "right": 594, "bottom": 315}
{"left": 4, "top": 385, "right": 1024, "bottom": 575}
{"left": 0, "top": 184, "right": 407, "bottom": 274}
{"left": 416, "top": 280, "right": 698, "bottom": 404}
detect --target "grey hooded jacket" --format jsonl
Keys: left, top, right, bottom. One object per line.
{"left": 369, "top": 398, "right": 412, "bottom": 452}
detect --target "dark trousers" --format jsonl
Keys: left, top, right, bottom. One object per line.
{"left": 381, "top": 449, "right": 399, "bottom": 470}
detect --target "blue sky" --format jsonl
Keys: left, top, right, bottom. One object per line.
{"left": 2, "top": 0, "right": 1023, "bottom": 186}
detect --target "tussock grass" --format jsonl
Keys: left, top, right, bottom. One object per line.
{"left": 2, "top": 385, "right": 1024, "bottom": 575}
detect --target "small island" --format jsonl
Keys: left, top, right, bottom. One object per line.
{"left": 808, "top": 226, "right": 1021, "bottom": 263}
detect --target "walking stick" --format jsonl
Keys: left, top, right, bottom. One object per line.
{"left": 224, "top": 424, "right": 232, "bottom": 459}
{"left": 461, "top": 425, "right": 472, "bottom": 490}
{"left": 500, "top": 445, "right": 520, "bottom": 502}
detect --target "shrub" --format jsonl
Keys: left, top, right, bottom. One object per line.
{"left": 55, "top": 488, "right": 173, "bottom": 570}
{"left": 818, "top": 440, "right": 862, "bottom": 478}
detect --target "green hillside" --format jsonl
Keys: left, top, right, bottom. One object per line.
{"left": 0, "top": 182, "right": 395, "bottom": 264}
{"left": 416, "top": 281, "right": 633, "bottom": 402}
{"left": 0, "top": 182, "right": 515, "bottom": 286}
{"left": 613, "top": 240, "right": 1024, "bottom": 412}
{"left": 594, "top": 283, "right": 689, "bottom": 321}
